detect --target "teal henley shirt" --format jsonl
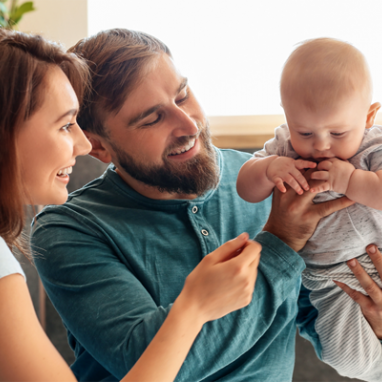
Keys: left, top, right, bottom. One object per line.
{"left": 32, "top": 148, "right": 311, "bottom": 382}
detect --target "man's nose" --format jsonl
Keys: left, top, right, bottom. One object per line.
{"left": 172, "top": 108, "right": 199, "bottom": 137}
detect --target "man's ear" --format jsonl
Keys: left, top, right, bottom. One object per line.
{"left": 83, "top": 131, "right": 113, "bottom": 164}
{"left": 366, "top": 102, "right": 381, "bottom": 128}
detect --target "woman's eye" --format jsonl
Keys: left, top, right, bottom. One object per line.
{"left": 61, "top": 122, "right": 75, "bottom": 132}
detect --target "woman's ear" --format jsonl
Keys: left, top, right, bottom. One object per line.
{"left": 366, "top": 102, "right": 381, "bottom": 128}
{"left": 83, "top": 131, "right": 113, "bottom": 164}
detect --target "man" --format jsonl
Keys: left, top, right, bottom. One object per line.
{"left": 32, "top": 29, "right": 354, "bottom": 381}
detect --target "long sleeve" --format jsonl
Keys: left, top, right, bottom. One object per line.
{"left": 296, "top": 284, "right": 322, "bottom": 359}
{"left": 31, "top": 149, "right": 306, "bottom": 382}
{"left": 32, "top": 211, "right": 304, "bottom": 382}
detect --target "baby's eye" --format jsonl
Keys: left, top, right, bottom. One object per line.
{"left": 299, "top": 132, "right": 312, "bottom": 137}
{"left": 61, "top": 122, "right": 75, "bottom": 132}
{"left": 331, "top": 132, "right": 345, "bottom": 137}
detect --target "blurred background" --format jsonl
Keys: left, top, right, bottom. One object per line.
{"left": 14, "top": 1, "right": 379, "bottom": 380}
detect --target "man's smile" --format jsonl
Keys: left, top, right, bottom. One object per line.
{"left": 167, "top": 138, "right": 200, "bottom": 162}
{"left": 168, "top": 138, "right": 196, "bottom": 156}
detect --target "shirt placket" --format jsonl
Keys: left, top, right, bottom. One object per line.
{"left": 186, "top": 202, "right": 218, "bottom": 257}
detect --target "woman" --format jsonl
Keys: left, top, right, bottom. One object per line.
{"left": 0, "top": 29, "right": 262, "bottom": 381}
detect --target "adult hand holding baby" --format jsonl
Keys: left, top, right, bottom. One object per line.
{"left": 334, "top": 245, "right": 382, "bottom": 339}
{"left": 310, "top": 158, "right": 356, "bottom": 194}
{"left": 263, "top": 169, "right": 355, "bottom": 252}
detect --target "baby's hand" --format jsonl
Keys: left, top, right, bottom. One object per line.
{"left": 266, "top": 157, "right": 317, "bottom": 195}
{"left": 310, "top": 158, "right": 355, "bottom": 194}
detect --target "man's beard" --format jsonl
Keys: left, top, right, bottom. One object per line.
{"left": 110, "top": 121, "right": 220, "bottom": 196}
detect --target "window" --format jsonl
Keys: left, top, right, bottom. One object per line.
{"left": 89, "top": 0, "right": 382, "bottom": 118}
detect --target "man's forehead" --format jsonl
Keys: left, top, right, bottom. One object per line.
{"left": 126, "top": 77, "right": 188, "bottom": 127}
{"left": 116, "top": 56, "right": 187, "bottom": 124}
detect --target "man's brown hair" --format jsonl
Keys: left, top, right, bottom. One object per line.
{"left": 0, "top": 29, "right": 89, "bottom": 251}
{"left": 69, "top": 28, "right": 171, "bottom": 138}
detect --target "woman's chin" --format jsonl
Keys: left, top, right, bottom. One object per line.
{"left": 24, "top": 190, "right": 68, "bottom": 206}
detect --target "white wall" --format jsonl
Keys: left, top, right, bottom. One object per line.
{"left": 89, "top": 0, "right": 382, "bottom": 117}
{"left": 18, "top": 0, "right": 88, "bottom": 49}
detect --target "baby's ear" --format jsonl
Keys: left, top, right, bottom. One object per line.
{"left": 366, "top": 102, "right": 381, "bottom": 128}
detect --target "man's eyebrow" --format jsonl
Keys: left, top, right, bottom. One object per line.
{"left": 128, "top": 104, "right": 163, "bottom": 127}
{"left": 54, "top": 109, "right": 78, "bottom": 123}
{"left": 177, "top": 77, "right": 188, "bottom": 94}
{"left": 128, "top": 77, "right": 189, "bottom": 127}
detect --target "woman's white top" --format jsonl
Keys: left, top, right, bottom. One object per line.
{"left": 0, "top": 236, "right": 25, "bottom": 279}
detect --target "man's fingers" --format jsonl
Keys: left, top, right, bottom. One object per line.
{"left": 314, "top": 196, "right": 355, "bottom": 218}
{"left": 334, "top": 280, "right": 371, "bottom": 306}
{"left": 347, "top": 258, "right": 382, "bottom": 305}
{"left": 366, "top": 245, "right": 382, "bottom": 280}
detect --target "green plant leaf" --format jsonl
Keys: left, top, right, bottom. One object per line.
{"left": 10, "top": 1, "right": 35, "bottom": 21}
{"left": 10, "top": 0, "right": 17, "bottom": 14}
{"left": 0, "top": 2, "right": 7, "bottom": 15}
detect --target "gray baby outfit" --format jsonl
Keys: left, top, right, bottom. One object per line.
{"left": 255, "top": 124, "right": 382, "bottom": 381}
{"left": 0, "top": 236, "right": 25, "bottom": 280}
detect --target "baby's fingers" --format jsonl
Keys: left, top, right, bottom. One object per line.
{"left": 295, "top": 159, "right": 317, "bottom": 170}
{"left": 310, "top": 171, "right": 329, "bottom": 181}
{"left": 284, "top": 174, "right": 304, "bottom": 195}
{"left": 317, "top": 160, "right": 333, "bottom": 171}
{"left": 310, "top": 181, "right": 330, "bottom": 193}
{"left": 290, "top": 168, "right": 310, "bottom": 191}
{"left": 274, "top": 178, "right": 287, "bottom": 193}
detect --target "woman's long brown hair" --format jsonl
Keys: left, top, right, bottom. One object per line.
{"left": 0, "top": 29, "right": 89, "bottom": 252}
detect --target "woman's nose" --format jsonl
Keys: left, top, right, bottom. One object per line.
{"left": 73, "top": 125, "right": 92, "bottom": 157}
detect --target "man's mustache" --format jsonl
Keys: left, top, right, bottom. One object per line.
{"left": 164, "top": 122, "right": 205, "bottom": 156}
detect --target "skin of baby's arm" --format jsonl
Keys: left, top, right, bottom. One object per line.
{"left": 237, "top": 155, "right": 317, "bottom": 203}
{"left": 311, "top": 158, "right": 382, "bottom": 210}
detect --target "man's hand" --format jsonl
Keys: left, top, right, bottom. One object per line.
{"left": 266, "top": 157, "right": 317, "bottom": 195}
{"left": 263, "top": 169, "right": 355, "bottom": 252}
{"left": 334, "top": 245, "right": 382, "bottom": 339}
{"left": 310, "top": 158, "right": 355, "bottom": 194}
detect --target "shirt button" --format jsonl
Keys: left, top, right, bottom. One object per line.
{"left": 201, "top": 229, "right": 209, "bottom": 236}
{"left": 192, "top": 206, "right": 198, "bottom": 214}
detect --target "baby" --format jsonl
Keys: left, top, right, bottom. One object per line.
{"left": 237, "top": 38, "right": 382, "bottom": 381}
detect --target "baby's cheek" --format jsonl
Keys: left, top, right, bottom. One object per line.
{"left": 291, "top": 141, "right": 311, "bottom": 158}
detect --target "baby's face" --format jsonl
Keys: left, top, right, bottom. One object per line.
{"left": 284, "top": 94, "right": 370, "bottom": 162}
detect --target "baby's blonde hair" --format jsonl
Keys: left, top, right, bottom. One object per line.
{"left": 280, "top": 38, "right": 372, "bottom": 112}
